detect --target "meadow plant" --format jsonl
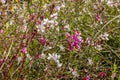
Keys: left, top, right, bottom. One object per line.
{"left": 0, "top": 0, "right": 120, "bottom": 79}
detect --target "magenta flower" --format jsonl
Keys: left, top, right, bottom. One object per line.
{"left": 66, "top": 31, "right": 82, "bottom": 51}
{"left": 98, "top": 72, "right": 106, "bottom": 78}
{"left": 21, "top": 47, "right": 27, "bottom": 54}
{"left": 96, "top": 14, "right": 101, "bottom": 21}
{"left": 82, "top": 75, "right": 90, "bottom": 80}
{"left": 39, "top": 37, "right": 48, "bottom": 45}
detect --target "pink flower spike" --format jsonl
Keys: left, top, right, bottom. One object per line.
{"left": 98, "top": 72, "right": 106, "bottom": 78}
{"left": 21, "top": 47, "right": 27, "bottom": 54}
{"left": 96, "top": 14, "right": 101, "bottom": 21}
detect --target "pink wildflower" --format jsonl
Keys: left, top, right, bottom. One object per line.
{"left": 98, "top": 72, "right": 106, "bottom": 78}
{"left": 66, "top": 31, "right": 82, "bottom": 51}
{"left": 39, "top": 37, "right": 48, "bottom": 45}
{"left": 82, "top": 75, "right": 90, "bottom": 80}
{"left": 21, "top": 47, "right": 27, "bottom": 54}
{"left": 96, "top": 14, "right": 101, "bottom": 21}
{"left": 111, "top": 73, "right": 116, "bottom": 78}
{"left": 36, "top": 20, "right": 41, "bottom": 25}
{"left": 0, "top": 29, "right": 3, "bottom": 34}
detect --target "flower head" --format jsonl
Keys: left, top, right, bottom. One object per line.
{"left": 98, "top": 72, "right": 106, "bottom": 78}
{"left": 21, "top": 47, "right": 27, "bottom": 54}
{"left": 66, "top": 31, "right": 82, "bottom": 51}
{"left": 82, "top": 75, "right": 90, "bottom": 80}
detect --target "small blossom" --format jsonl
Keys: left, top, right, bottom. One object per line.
{"left": 50, "top": 12, "right": 58, "bottom": 20}
{"left": 98, "top": 72, "right": 106, "bottom": 78}
{"left": 64, "top": 24, "right": 70, "bottom": 31}
{"left": 0, "top": 29, "right": 4, "bottom": 34}
{"left": 95, "top": 45, "right": 102, "bottom": 51}
{"left": 59, "top": 45, "right": 65, "bottom": 51}
{"left": 26, "top": 53, "right": 32, "bottom": 60}
{"left": 96, "top": 14, "right": 101, "bottom": 21}
{"left": 69, "top": 67, "right": 79, "bottom": 77}
{"left": 100, "top": 32, "right": 109, "bottom": 41}
{"left": 82, "top": 75, "right": 91, "bottom": 80}
{"left": 47, "top": 53, "right": 60, "bottom": 61}
{"left": 41, "top": 53, "right": 46, "bottom": 59}
{"left": 87, "top": 58, "right": 93, "bottom": 65}
{"left": 111, "top": 73, "right": 116, "bottom": 78}
{"left": 72, "top": 70, "right": 79, "bottom": 77}
{"left": 17, "top": 57, "right": 22, "bottom": 64}
{"left": 47, "top": 53, "right": 62, "bottom": 67}
{"left": 38, "top": 37, "right": 48, "bottom": 45}
{"left": 21, "top": 47, "right": 27, "bottom": 54}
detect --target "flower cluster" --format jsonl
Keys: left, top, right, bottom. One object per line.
{"left": 66, "top": 31, "right": 83, "bottom": 51}
{"left": 47, "top": 53, "right": 62, "bottom": 67}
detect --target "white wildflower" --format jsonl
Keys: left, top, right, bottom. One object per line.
{"left": 59, "top": 45, "right": 65, "bottom": 51}
{"left": 72, "top": 70, "right": 79, "bottom": 77}
{"left": 69, "top": 67, "right": 79, "bottom": 77}
{"left": 87, "top": 58, "right": 93, "bottom": 65}
{"left": 41, "top": 53, "right": 46, "bottom": 59}
{"left": 47, "top": 53, "right": 60, "bottom": 61}
{"left": 17, "top": 57, "right": 22, "bottom": 64}
{"left": 50, "top": 12, "right": 58, "bottom": 20}
{"left": 95, "top": 45, "right": 102, "bottom": 51}
{"left": 47, "top": 53, "right": 62, "bottom": 67}
{"left": 26, "top": 53, "right": 32, "bottom": 60}
{"left": 100, "top": 32, "right": 109, "bottom": 41}
{"left": 64, "top": 24, "right": 70, "bottom": 31}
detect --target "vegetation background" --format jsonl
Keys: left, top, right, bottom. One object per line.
{"left": 0, "top": 0, "right": 120, "bottom": 80}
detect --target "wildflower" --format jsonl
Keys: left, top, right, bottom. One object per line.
{"left": 38, "top": 37, "right": 48, "bottom": 45}
{"left": 72, "top": 70, "right": 79, "bottom": 77}
{"left": 100, "top": 32, "right": 109, "bottom": 41}
{"left": 69, "top": 67, "right": 79, "bottom": 77}
{"left": 59, "top": 45, "right": 65, "bottom": 51}
{"left": 21, "top": 47, "right": 27, "bottom": 54}
{"left": 96, "top": 14, "right": 101, "bottom": 21}
{"left": 41, "top": 53, "right": 46, "bottom": 59}
{"left": 17, "top": 57, "right": 22, "bottom": 64}
{"left": 87, "top": 58, "right": 93, "bottom": 65}
{"left": 47, "top": 53, "right": 60, "bottom": 61}
{"left": 82, "top": 75, "right": 91, "bottom": 80}
{"left": 0, "top": 29, "right": 4, "bottom": 34}
{"left": 50, "top": 12, "right": 58, "bottom": 20}
{"left": 66, "top": 31, "right": 82, "bottom": 51}
{"left": 95, "top": 45, "right": 102, "bottom": 51}
{"left": 26, "top": 53, "right": 32, "bottom": 60}
{"left": 98, "top": 72, "right": 106, "bottom": 78}
{"left": 1, "top": 0, "right": 6, "bottom": 4}
{"left": 64, "top": 24, "right": 70, "bottom": 31}
{"left": 111, "top": 73, "right": 116, "bottom": 78}
{"left": 47, "top": 53, "right": 62, "bottom": 67}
